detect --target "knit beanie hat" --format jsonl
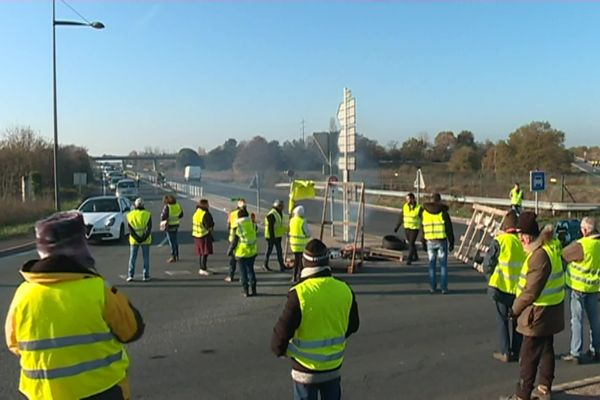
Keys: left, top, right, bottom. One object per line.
{"left": 501, "top": 210, "right": 519, "bottom": 231}
{"left": 517, "top": 211, "right": 540, "bottom": 236}
{"left": 35, "top": 211, "right": 96, "bottom": 269}
{"left": 302, "top": 239, "right": 330, "bottom": 268}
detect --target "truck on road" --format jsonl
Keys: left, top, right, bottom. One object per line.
{"left": 184, "top": 165, "right": 202, "bottom": 182}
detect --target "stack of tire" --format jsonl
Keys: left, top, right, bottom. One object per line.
{"left": 381, "top": 235, "right": 408, "bottom": 251}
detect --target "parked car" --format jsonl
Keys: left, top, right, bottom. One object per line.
{"left": 78, "top": 196, "right": 132, "bottom": 242}
{"left": 115, "top": 179, "right": 138, "bottom": 200}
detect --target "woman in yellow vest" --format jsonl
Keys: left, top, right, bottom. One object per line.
{"left": 193, "top": 199, "right": 215, "bottom": 276}
{"left": 126, "top": 198, "right": 152, "bottom": 282}
{"left": 289, "top": 205, "right": 310, "bottom": 283}
{"left": 227, "top": 208, "right": 258, "bottom": 297}
{"left": 160, "top": 195, "right": 183, "bottom": 263}
{"left": 501, "top": 212, "right": 565, "bottom": 400}
{"left": 393, "top": 192, "right": 422, "bottom": 265}
{"left": 482, "top": 211, "right": 526, "bottom": 362}
{"left": 5, "top": 212, "right": 145, "bottom": 400}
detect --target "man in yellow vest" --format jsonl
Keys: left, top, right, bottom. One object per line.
{"left": 5, "top": 212, "right": 144, "bottom": 400}
{"left": 127, "top": 198, "right": 152, "bottom": 282}
{"left": 264, "top": 199, "right": 287, "bottom": 272}
{"left": 419, "top": 193, "right": 454, "bottom": 294}
{"left": 501, "top": 212, "right": 565, "bottom": 400}
{"left": 228, "top": 208, "right": 258, "bottom": 297}
{"left": 482, "top": 211, "right": 525, "bottom": 362}
{"left": 289, "top": 205, "right": 310, "bottom": 283}
{"left": 225, "top": 199, "right": 247, "bottom": 282}
{"left": 561, "top": 216, "right": 600, "bottom": 364}
{"left": 271, "top": 239, "right": 359, "bottom": 400}
{"left": 394, "top": 192, "right": 422, "bottom": 265}
{"left": 160, "top": 195, "right": 183, "bottom": 263}
{"left": 510, "top": 182, "right": 524, "bottom": 216}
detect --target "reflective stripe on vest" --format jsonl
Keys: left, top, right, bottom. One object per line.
{"left": 403, "top": 203, "right": 421, "bottom": 230}
{"left": 12, "top": 277, "right": 128, "bottom": 399}
{"left": 234, "top": 217, "right": 258, "bottom": 258}
{"left": 422, "top": 210, "right": 446, "bottom": 240}
{"left": 511, "top": 189, "right": 523, "bottom": 206}
{"left": 127, "top": 209, "right": 151, "bottom": 245}
{"left": 265, "top": 208, "right": 285, "bottom": 239}
{"left": 287, "top": 277, "right": 352, "bottom": 371}
{"left": 192, "top": 208, "right": 210, "bottom": 238}
{"left": 289, "top": 216, "right": 309, "bottom": 253}
{"left": 566, "top": 236, "right": 600, "bottom": 293}
{"left": 516, "top": 241, "right": 565, "bottom": 306}
{"left": 167, "top": 203, "right": 182, "bottom": 226}
{"left": 488, "top": 233, "right": 526, "bottom": 294}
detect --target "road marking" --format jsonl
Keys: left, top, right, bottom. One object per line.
{"left": 164, "top": 270, "right": 192, "bottom": 276}
{"left": 0, "top": 249, "right": 37, "bottom": 260}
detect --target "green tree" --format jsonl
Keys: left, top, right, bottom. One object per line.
{"left": 399, "top": 137, "right": 428, "bottom": 162}
{"left": 431, "top": 131, "right": 456, "bottom": 162}
{"left": 204, "top": 138, "right": 238, "bottom": 170}
{"left": 176, "top": 148, "right": 203, "bottom": 170}
{"left": 448, "top": 146, "right": 480, "bottom": 172}
{"left": 456, "top": 130, "right": 476, "bottom": 148}
{"left": 233, "top": 136, "right": 283, "bottom": 173}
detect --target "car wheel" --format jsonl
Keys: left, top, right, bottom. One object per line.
{"left": 381, "top": 235, "right": 408, "bottom": 251}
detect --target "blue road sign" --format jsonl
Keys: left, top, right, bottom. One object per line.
{"left": 530, "top": 171, "right": 545, "bottom": 192}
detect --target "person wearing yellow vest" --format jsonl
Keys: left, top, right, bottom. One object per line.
{"left": 160, "top": 194, "right": 183, "bottom": 263}
{"left": 192, "top": 199, "right": 215, "bottom": 276}
{"left": 126, "top": 198, "right": 152, "bottom": 282}
{"left": 225, "top": 199, "right": 247, "bottom": 283}
{"left": 289, "top": 205, "right": 311, "bottom": 283}
{"left": 510, "top": 183, "right": 524, "bottom": 216}
{"left": 482, "top": 211, "right": 526, "bottom": 363}
{"left": 419, "top": 193, "right": 454, "bottom": 294}
{"left": 271, "top": 239, "right": 359, "bottom": 400}
{"left": 228, "top": 208, "right": 259, "bottom": 297}
{"left": 394, "top": 193, "right": 422, "bottom": 265}
{"left": 561, "top": 216, "right": 600, "bottom": 364}
{"left": 4, "top": 212, "right": 144, "bottom": 400}
{"left": 263, "top": 199, "right": 287, "bottom": 272}
{"left": 501, "top": 212, "right": 565, "bottom": 400}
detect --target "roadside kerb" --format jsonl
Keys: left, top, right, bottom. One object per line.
{"left": 553, "top": 375, "right": 600, "bottom": 393}
{"left": 0, "top": 240, "right": 36, "bottom": 258}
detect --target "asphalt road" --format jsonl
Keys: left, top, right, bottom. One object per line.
{"left": 0, "top": 181, "right": 598, "bottom": 399}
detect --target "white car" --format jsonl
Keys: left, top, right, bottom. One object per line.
{"left": 115, "top": 179, "right": 138, "bottom": 200}
{"left": 78, "top": 196, "right": 132, "bottom": 242}
{"left": 108, "top": 175, "right": 124, "bottom": 191}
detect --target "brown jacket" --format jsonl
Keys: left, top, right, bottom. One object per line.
{"left": 512, "top": 225, "right": 564, "bottom": 337}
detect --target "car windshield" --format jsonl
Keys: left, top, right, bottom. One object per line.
{"left": 111, "top": 176, "right": 123, "bottom": 183}
{"left": 79, "top": 198, "right": 120, "bottom": 213}
{"left": 117, "top": 181, "right": 135, "bottom": 188}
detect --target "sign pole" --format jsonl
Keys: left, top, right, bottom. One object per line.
{"left": 256, "top": 172, "right": 260, "bottom": 216}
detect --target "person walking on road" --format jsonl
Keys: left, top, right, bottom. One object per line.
{"left": 561, "top": 216, "right": 600, "bottom": 364}
{"left": 289, "top": 205, "right": 310, "bottom": 283}
{"left": 394, "top": 192, "right": 422, "bottom": 265}
{"left": 192, "top": 199, "right": 215, "bottom": 276}
{"left": 271, "top": 239, "right": 359, "bottom": 400}
{"left": 161, "top": 194, "right": 183, "bottom": 263}
{"left": 510, "top": 183, "right": 524, "bottom": 216}
{"left": 225, "top": 199, "right": 247, "bottom": 282}
{"left": 264, "top": 199, "right": 287, "bottom": 272}
{"left": 228, "top": 208, "right": 258, "bottom": 297}
{"left": 4, "top": 212, "right": 145, "bottom": 400}
{"left": 483, "top": 211, "right": 526, "bottom": 362}
{"left": 419, "top": 193, "right": 454, "bottom": 294}
{"left": 127, "top": 198, "right": 152, "bottom": 282}
{"left": 501, "top": 212, "right": 565, "bottom": 400}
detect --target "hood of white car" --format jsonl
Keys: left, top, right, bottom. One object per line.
{"left": 81, "top": 212, "right": 120, "bottom": 226}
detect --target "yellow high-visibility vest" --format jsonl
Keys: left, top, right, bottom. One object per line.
{"left": 289, "top": 215, "right": 309, "bottom": 253}
{"left": 488, "top": 233, "right": 526, "bottom": 294}
{"left": 402, "top": 203, "right": 422, "bottom": 230}
{"left": 566, "top": 236, "right": 600, "bottom": 293}
{"left": 516, "top": 240, "right": 565, "bottom": 306}
{"left": 510, "top": 189, "right": 523, "bottom": 206}
{"left": 265, "top": 208, "right": 285, "bottom": 239}
{"left": 167, "top": 203, "right": 182, "bottom": 226}
{"left": 11, "top": 277, "right": 128, "bottom": 399}
{"left": 192, "top": 208, "right": 210, "bottom": 238}
{"left": 234, "top": 217, "right": 258, "bottom": 258}
{"left": 127, "top": 209, "right": 152, "bottom": 245}
{"left": 287, "top": 277, "right": 352, "bottom": 371}
{"left": 422, "top": 210, "right": 446, "bottom": 240}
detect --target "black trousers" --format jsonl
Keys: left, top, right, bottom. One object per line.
{"left": 264, "top": 237, "right": 285, "bottom": 270}
{"left": 405, "top": 228, "right": 419, "bottom": 261}
{"left": 516, "top": 335, "right": 555, "bottom": 400}
{"left": 292, "top": 252, "right": 303, "bottom": 281}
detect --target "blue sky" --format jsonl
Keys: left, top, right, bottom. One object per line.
{"left": 0, "top": 1, "right": 598, "bottom": 155}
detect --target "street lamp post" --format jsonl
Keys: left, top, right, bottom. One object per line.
{"left": 52, "top": 0, "right": 104, "bottom": 211}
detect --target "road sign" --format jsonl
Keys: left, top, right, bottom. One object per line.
{"left": 337, "top": 88, "right": 356, "bottom": 157}
{"left": 337, "top": 134, "right": 356, "bottom": 153}
{"left": 530, "top": 171, "right": 545, "bottom": 192}
{"left": 413, "top": 169, "right": 425, "bottom": 190}
{"left": 337, "top": 156, "right": 356, "bottom": 171}
{"left": 73, "top": 172, "right": 87, "bottom": 186}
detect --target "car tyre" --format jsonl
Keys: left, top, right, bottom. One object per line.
{"left": 381, "top": 235, "right": 408, "bottom": 251}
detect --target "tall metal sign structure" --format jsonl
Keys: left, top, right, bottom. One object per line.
{"left": 337, "top": 88, "right": 356, "bottom": 242}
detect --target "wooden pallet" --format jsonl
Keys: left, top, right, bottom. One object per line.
{"left": 368, "top": 247, "right": 404, "bottom": 262}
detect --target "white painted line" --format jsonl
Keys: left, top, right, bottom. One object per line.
{"left": 164, "top": 270, "right": 192, "bottom": 276}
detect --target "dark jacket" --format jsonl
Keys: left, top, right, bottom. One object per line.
{"left": 197, "top": 208, "right": 215, "bottom": 242}
{"left": 271, "top": 268, "right": 360, "bottom": 374}
{"left": 512, "top": 225, "right": 564, "bottom": 337}
{"left": 419, "top": 201, "right": 455, "bottom": 249}
{"left": 161, "top": 203, "right": 184, "bottom": 230}
{"left": 483, "top": 231, "right": 519, "bottom": 304}
{"left": 266, "top": 208, "right": 283, "bottom": 240}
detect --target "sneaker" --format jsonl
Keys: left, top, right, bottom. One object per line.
{"left": 166, "top": 257, "right": 176, "bottom": 263}
{"left": 493, "top": 352, "right": 510, "bottom": 363}
{"left": 198, "top": 269, "right": 210, "bottom": 276}
{"left": 429, "top": 288, "right": 437, "bottom": 294}
{"left": 143, "top": 277, "right": 151, "bottom": 282}
{"left": 441, "top": 290, "right": 449, "bottom": 295}
{"left": 561, "top": 354, "right": 580, "bottom": 364}
{"left": 126, "top": 276, "right": 134, "bottom": 282}
{"left": 586, "top": 349, "right": 599, "bottom": 362}
{"left": 224, "top": 276, "right": 233, "bottom": 283}
{"left": 262, "top": 264, "right": 272, "bottom": 272}
{"left": 531, "top": 385, "right": 551, "bottom": 400}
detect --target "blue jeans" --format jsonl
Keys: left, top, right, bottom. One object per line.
{"left": 128, "top": 245, "right": 150, "bottom": 279}
{"left": 238, "top": 256, "right": 256, "bottom": 289}
{"left": 293, "top": 377, "right": 341, "bottom": 400}
{"left": 569, "top": 289, "right": 600, "bottom": 357}
{"left": 427, "top": 240, "right": 448, "bottom": 291}
{"left": 166, "top": 230, "right": 179, "bottom": 258}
